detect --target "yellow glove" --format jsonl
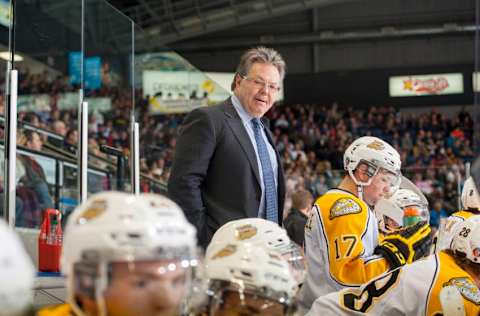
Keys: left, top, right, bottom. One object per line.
{"left": 374, "top": 221, "right": 432, "bottom": 269}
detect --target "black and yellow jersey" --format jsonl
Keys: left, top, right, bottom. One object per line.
{"left": 307, "top": 251, "right": 480, "bottom": 315}
{"left": 298, "top": 189, "right": 390, "bottom": 310}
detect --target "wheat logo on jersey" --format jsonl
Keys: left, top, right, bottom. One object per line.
{"left": 76, "top": 199, "right": 107, "bottom": 224}
{"left": 212, "top": 244, "right": 237, "bottom": 260}
{"left": 445, "top": 277, "right": 480, "bottom": 305}
{"left": 367, "top": 140, "right": 385, "bottom": 151}
{"left": 330, "top": 198, "right": 361, "bottom": 219}
{"left": 235, "top": 224, "right": 258, "bottom": 240}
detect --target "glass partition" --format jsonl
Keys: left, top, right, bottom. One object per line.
{"left": 61, "top": 161, "right": 109, "bottom": 220}
{"left": 0, "top": 0, "right": 10, "bottom": 220}
{"left": 13, "top": 0, "right": 83, "bottom": 228}
{"left": 475, "top": 1, "right": 480, "bottom": 158}
{"left": 15, "top": 149, "right": 56, "bottom": 228}
{"left": 84, "top": 0, "right": 133, "bottom": 192}
{"left": 134, "top": 28, "right": 231, "bottom": 192}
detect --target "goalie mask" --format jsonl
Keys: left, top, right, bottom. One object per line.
{"left": 375, "top": 188, "right": 430, "bottom": 234}
{"left": 62, "top": 191, "right": 201, "bottom": 316}
{"left": 204, "top": 241, "right": 298, "bottom": 316}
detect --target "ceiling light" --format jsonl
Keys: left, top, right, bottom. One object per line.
{"left": 0, "top": 51, "right": 24, "bottom": 61}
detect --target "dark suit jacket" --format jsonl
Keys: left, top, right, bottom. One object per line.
{"left": 168, "top": 98, "right": 286, "bottom": 248}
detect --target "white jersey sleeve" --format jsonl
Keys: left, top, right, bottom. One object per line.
{"left": 306, "top": 255, "right": 438, "bottom": 316}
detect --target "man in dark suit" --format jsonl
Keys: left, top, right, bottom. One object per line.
{"left": 168, "top": 47, "right": 286, "bottom": 248}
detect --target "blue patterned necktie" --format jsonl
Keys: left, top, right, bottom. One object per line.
{"left": 251, "top": 118, "right": 278, "bottom": 223}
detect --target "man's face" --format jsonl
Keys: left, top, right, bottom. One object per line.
{"left": 234, "top": 63, "right": 281, "bottom": 118}
{"left": 363, "top": 169, "right": 397, "bottom": 206}
{"left": 212, "top": 291, "right": 285, "bottom": 316}
{"left": 27, "top": 132, "right": 43, "bottom": 151}
{"left": 103, "top": 260, "right": 188, "bottom": 316}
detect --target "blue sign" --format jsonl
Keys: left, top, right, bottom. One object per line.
{"left": 68, "top": 52, "right": 82, "bottom": 85}
{"left": 85, "top": 56, "right": 101, "bottom": 90}
{"left": 68, "top": 52, "right": 102, "bottom": 90}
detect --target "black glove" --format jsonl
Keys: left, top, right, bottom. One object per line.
{"left": 375, "top": 221, "right": 433, "bottom": 269}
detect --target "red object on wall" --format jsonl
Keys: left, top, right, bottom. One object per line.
{"left": 38, "top": 208, "right": 63, "bottom": 272}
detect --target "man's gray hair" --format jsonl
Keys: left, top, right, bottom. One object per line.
{"left": 231, "top": 46, "right": 286, "bottom": 91}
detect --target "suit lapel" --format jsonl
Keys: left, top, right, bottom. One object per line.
{"left": 223, "top": 100, "right": 262, "bottom": 188}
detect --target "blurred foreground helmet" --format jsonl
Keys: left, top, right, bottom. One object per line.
{"left": 62, "top": 191, "right": 200, "bottom": 316}
{"left": 205, "top": 241, "right": 298, "bottom": 316}
{"left": 207, "top": 218, "right": 305, "bottom": 284}
{"left": 0, "top": 219, "right": 35, "bottom": 316}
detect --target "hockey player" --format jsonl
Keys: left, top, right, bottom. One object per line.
{"left": 298, "top": 136, "right": 432, "bottom": 311}
{"left": 0, "top": 219, "right": 36, "bottom": 316}
{"left": 207, "top": 218, "right": 305, "bottom": 284}
{"left": 438, "top": 176, "right": 480, "bottom": 251}
{"left": 375, "top": 188, "right": 430, "bottom": 235}
{"left": 199, "top": 240, "right": 299, "bottom": 316}
{"left": 306, "top": 214, "right": 480, "bottom": 315}
{"left": 37, "top": 192, "right": 201, "bottom": 316}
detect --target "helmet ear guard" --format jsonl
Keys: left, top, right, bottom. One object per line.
{"left": 72, "top": 260, "right": 99, "bottom": 301}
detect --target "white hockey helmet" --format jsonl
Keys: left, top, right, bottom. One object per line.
{"left": 62, "top": 191, "right": 199, "bottom": 316}
{"left": 207, "top": 218, "right": 305, "bottom": 284}
{"left": 461, "top": 177, "right": 480, "bottom": 211}
{"left": 0, "top": 219, "right": 35, "bottom": 316}
{"left": 344, "top": 136, "right": 402, "bottom": 190}
{"left": 205, "top": 241, "right": 298, "bottom": 314}
{"left": 375, "top": 188, "right": 430, "bottom": 234}
{"left": 450, "top": 215, "right": 480, "bottom": 264}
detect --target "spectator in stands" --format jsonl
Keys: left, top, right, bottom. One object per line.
{"left": 64, "top": 129, "right": 78, "bottom": 154}
{"left": 16, "top": 131, "right": 54, "bottom": 228}
{"left": 168, "top": 47, "right": 286, "bottom": 248}
{"left": 52, "top": 120, "right": 67, "bottom": 136}
{"left": 429, "top": 200, "right": 449, "bottom": 231}
{"left": 283, "top": 189, "right": 313, "bottom": 247}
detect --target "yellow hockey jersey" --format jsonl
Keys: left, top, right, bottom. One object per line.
{"left": 306, "top": 251, "right": 480, "bottom": 315}
{"left": 298, "top": 189, "right": 390, "bottom": 311}
{"left": 37, "top": 304, "right": 73, "bottom": 316}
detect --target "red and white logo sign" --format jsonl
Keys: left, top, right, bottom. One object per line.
{"left": 389, "top": 73, "right": 463, "bottom": 97}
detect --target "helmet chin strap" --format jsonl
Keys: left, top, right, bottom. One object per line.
{"left": 357, "top": 184, "right": 364, "bottom": 201}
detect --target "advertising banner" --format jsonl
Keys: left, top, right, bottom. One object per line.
{"left": 389, "top": 73, "right": 463, "bottom": 97}
{"left": 143, "top": 70, "right": 231, "bottom": 113}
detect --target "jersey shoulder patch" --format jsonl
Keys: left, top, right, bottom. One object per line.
{"left": 329, "top": 197, "right": 362, "bottom": 219}
{"left": 444, "top": 277, "right": 480, "bottom": 305}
